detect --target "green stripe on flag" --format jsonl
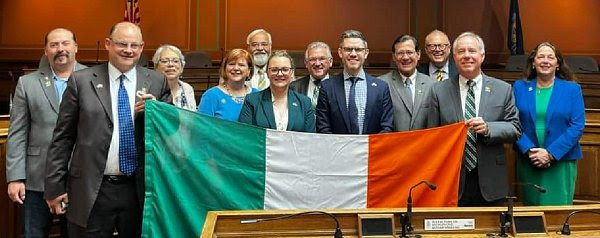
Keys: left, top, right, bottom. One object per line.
{"left": 142, "top": 101, "right": 267, "bottom": 237}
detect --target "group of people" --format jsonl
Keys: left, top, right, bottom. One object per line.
{"left": 5, "top": 22, "right": 585, "bottom": 237}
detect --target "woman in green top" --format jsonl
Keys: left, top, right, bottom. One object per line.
{"left": 513, "top": 42, "right": 585, "bottom": 205}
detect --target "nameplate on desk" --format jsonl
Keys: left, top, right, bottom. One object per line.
{"left": 424, "top": 218, "right": 475, "bottom": 231}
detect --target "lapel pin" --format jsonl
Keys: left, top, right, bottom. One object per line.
{"left": 292, "top": 102, "right": 298, "bottom": 107}
{"left": 96, "top": 84, "right": 103, "bottom": 89}
{"left": 136, "top": 87, "right": 148, "bottom": 99}
{"left": 485, "top": 86, "right": 491, "bottom": 92}
{"left": 221, "top": 98, "right": 227, "bottom": 104}
{"left": 371, "top": 82, "right": 377, "bottom": 87}
{"left": 44, "top": 77, "right": 52, "bottom": 87}
{"left": 528, "top": 87, "right": 533, "bottom": 91}
{"left": 417, "top": 89, "right": 423, "bottom": 94}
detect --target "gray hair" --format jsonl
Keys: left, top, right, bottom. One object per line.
{"left": 246, "top": 29, "right": 272, "bottom": 45}
{"left": 339, "top": 30, "right": 368, "bottom": 48}
{"left": 452, "top": 32, "right": 485, "bottom": 54}
{"left": 304, "top": 41, "right": 332, "bottom": 59}
{"left": 152, "top": 44, "right": 186, "bottom": 67}
{"left": 267, "top": 50, "right": 295, "bottom": 69}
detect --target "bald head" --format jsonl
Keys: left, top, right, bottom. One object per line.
{"left": 105, "top": 22, "right": 145, "bottom": 72}
{"left": 424, "top": 30, "right": 451, "bottom": 68}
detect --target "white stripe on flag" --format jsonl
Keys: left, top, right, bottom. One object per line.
{"left": 264, "top": 130, "right": 368, "bottom": 209}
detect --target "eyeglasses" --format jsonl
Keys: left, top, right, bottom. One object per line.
{"left": 342, "top": 47, "right": 366, "bottom": 54}
{"left": 111, "top": 39, "right": 143, "bottom": 50}
{"left": 307, "top": 57, "right": 331, "bottom": 63}
{"left": 249, "top": 42, "right": 270, "bottom": 48}
{"left": 395, "top": 51, "right": 416, "bottom": 57}
{"left": 268, "top": 67, "right": 292, "bottom": 74}
{"left": 426, "top": 44, "right": 450, "bottom": 51}
{"left": 159, "top": 58, "right": 181, "bottom": 65}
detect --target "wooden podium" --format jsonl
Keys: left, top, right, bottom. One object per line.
{"left": 201, "top": 204, "right": 600, "bottom": 237}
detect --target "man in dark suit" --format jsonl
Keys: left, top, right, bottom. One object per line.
{"left": 290, "top": 41, "right": 333, "bottom": 108}
{"left": 316, "top": 30, "right": 393, "bottom": 134}
{"left": 417, "top": 30, "right": 458, "bottom": 81}
{"left": 44, "top": 22, "right": 170, "bottom": 236}
{"left": 379, "top": 35, "right": 434, "bottom": 132}
{"left": 428, "top": 32, "right": 521, "bottom": 206}
{"left": 6, "top": 28, "right": 86, "bottom": 238}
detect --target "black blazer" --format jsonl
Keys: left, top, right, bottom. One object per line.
{"left": 289, "top": 75, "right": 310, "bottom": 95}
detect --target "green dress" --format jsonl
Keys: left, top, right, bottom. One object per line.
{"left": 517, "top": 85, "right": 578, "bottom": 205}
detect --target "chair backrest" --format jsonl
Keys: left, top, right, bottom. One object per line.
{"left": 184, "top": 51, "right": 212, "bottom": 68}
{"left": 565, "top": 56, "right": 599, "bottom": 73}
{"left": 505, "top": 54, "right": 528, "bottom": 71}
{"left": 288, "top": 51, "right": 305, "bottom": 68}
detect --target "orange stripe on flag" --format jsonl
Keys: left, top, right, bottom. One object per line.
{"left": 367, "top": 123, "right": 467, "bottom": 208}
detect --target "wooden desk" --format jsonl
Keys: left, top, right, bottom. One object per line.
{"left": 202, "top": 205, "right": 600, "bottom": 237}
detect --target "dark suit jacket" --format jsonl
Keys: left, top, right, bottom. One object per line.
{"left": 43, "top": 63, "right": 170, "bottom": 227}
{"left": 513, "top": 78, "right": 585, "bottom": 160}
{"left": 427, "top": 73, "right": 521, "bottom": 202}
{"left": 417, "top": 60, "right": 458, "bottom": 79}
{"left": 6, "top": 62, "right": 87, "bottom": 192}
{"left": 238, "top": 87, "right": 315, "bottom": 132}
{"left": 316, "top": 73, "right": 393, "bottom": 134}
{"left": 289, "top": 75, "right": 310, "bottom": 95}
{"left": 379, "top": 70, "right": 434, "bottom": 131}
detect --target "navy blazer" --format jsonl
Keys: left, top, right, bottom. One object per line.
{"left": 315, "top": 73, "right": 393, "bottom": 134}
{"left": 514, "top": 78, "right": 585, "bottom": 160}
{"left": 239, "top": 87, "right": 315, "bottom": 132}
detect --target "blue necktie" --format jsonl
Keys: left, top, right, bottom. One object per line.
{"left": 118, "top": 74, "right": 137, "bottom": 176}
{"left": 348, "top": 77, "right": 359, "bottom": 134}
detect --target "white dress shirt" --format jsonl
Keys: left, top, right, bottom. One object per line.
{"left": 104, "top": 63, "right": 137, "bottom": 175}
{"left": 459, "top": 73, "right": 482, "bottom": 118}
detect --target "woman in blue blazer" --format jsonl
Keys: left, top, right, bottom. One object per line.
{"left": 513, "top": 42, "right": 585, "bottom": 205}
{"left": 239, "top": 50, "right": 315, "bottom": 132}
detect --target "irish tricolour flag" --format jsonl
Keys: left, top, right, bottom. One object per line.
{"left": 141, "top": 101, "right": 467, "bottom": 238}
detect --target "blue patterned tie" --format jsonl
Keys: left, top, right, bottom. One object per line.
{"left": 118, "top": 74, "right": 137, "bottom": 176}
{"left": 348, "top": 77, "right": 359, "bottom": 134}
{"left": 464, "top": 80, "right": 477, "bottom": 171}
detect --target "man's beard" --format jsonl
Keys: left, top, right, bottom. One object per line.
{"left": 253, "top": 53, "right": 268, "bottom": 67}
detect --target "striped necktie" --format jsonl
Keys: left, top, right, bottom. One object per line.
{"left": 258, "top": 69, "right": 266, "bottom": 90}
{"left": 404, "top": 77, "right": 413, "bottom": 109}
{"left": 463, "top": 80, "right": 477, "bottom": 171}
{"left": 117, "top": 74, "right": 138, "bottom": 176}
{"left": 436, "top": 69, "right": 443, "bottom": 81}
{"left": 311, "top": 79, "right": 321, "bottom": 108}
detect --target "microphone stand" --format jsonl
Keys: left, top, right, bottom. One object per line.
{"left": 240, "top": 211, "right": 343, "bottom": 238}
{"left": 560, "top": 210, "right": 600, "bottom": 235}
{"left": 401, "top": 181, "right": 436, "bottom": 238}
{"left": 499, "top": 182, "right": 546, "bottom": 237}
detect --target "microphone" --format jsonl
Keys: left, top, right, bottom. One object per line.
{"left": 560, "top": 210, "right": 600, "bottom": 235}
{"left": 240, "top": 211, "right": 343, "bottom": 238}
{"left": 95, "top": 41, "right": 100, "bottom": 64}
{"left": 499, "top": 182, "right": 547, "bottom": 237}
{"left": 402, "top": 180, "right": 437, "bottom": 238}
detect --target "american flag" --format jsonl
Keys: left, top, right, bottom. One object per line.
{"left": 124, "top": 0, "right": 140, "bottom": 25}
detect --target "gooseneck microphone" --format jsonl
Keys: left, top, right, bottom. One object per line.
{"left": 402, "top": 180, "right": 437, "bottom": 238}
{"left": 240, "top": 211, "right": 343, "bottom": 238}
{"left": 499, "top": 182, "right": 547, "bottom": 237}
{"left": 560, "top": 210, "right": 600, "bottom": 235}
